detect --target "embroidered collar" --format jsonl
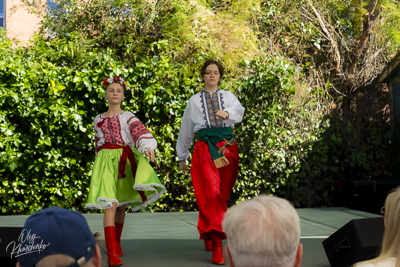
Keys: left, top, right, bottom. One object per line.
{"left": 202, "top": 88, "right": 220, "bottom": 94}
{"left": 101, "top": 111, "right": 124, "bottom": 118}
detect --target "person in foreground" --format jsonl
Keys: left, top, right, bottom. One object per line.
{"left": 222, "top": 195, "right": 303, "bottom": 267}
{"left": 85, "top": 77, "right": 165, "bottom": 267}
{"left": 354, "top": 186, "right": 400, "bottom": 267}
{"left": 177, "top": 60, "right": 245, "bottom": 264}
{"left": 17, "top": 206, "right": 101, "bottom": 267}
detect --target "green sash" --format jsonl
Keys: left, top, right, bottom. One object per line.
{"left": 198, "top": 127, "right": 235, "bottom": 168}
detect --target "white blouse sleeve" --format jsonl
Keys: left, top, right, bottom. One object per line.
{"left": 223, "top": 91, "right": 245, "bottom": 124}
{"left": 125, "top": 112, "right": 157, "bottom": 153}
{"left": 93, "top": 114, "right": 103, "bottom": 156}
{"left": 176, "top": 99, "right": 195, "bottom": 162}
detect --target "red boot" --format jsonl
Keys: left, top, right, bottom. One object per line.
{"left": 211, "top": 233, "right": 225, "bottom": 265}
{"left": 115, "top": 222, "right": 124, "bottom": 256}
{"left": 204, "top": 238, "right": 212, "bottom": 251}
{"left": 104, "top": 226, "right": 123, "bottom": 267}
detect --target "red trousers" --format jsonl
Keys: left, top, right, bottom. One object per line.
{"left": 191, "top": 140, "right": 239, "bottom": 240}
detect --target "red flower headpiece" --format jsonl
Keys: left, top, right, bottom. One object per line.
{"left": 102, "top": 77, "right": 128, "bottom": 89}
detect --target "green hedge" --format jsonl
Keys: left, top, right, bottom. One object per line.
{"left": 0, "top": 32, "right": 358, "bottom": 214}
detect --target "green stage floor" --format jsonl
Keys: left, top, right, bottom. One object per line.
{"left": 0, "top": 208, "right": 381, "bottom": 267}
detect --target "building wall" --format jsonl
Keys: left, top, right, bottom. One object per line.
{"left": 390, "top": 76, "right": 400, "bottom": 140}
{"left": 5, "top": 0, "right": 43, "bottom": 45}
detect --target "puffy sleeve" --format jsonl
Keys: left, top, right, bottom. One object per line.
{"left": 176, "top": 98, "right": 195, "bottom": 162}
{"left": 93, "top": 115, "right": 102, "bottom": 156}
{"left": 126, "top": 112, "right": 157, "bottom": 153}
{"left": 223, "top": 91, "right": 245, "bottom": 124}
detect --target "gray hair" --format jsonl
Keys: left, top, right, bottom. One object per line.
{"left": 222, "top": 195, "right": 301, "bottom": 267}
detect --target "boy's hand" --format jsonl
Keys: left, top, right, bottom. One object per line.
{"left": 216, "top": 110, "right": 228, "bottom": 119}
{"left": 179, "top": 161, "right": 189, "bottom": 173}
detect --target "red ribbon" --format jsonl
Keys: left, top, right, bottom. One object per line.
{"left": 99, "top": 144, "right": 147, "bottom": 202}
{"left": 100, "top": 144, "right": 137, "bottom": 179}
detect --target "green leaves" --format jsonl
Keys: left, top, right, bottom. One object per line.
{"left": 0, "top": 29, "right": 198, "bottom": 214}
{"left": 234, "top": 57, "right": 335, "bottom": 207}
{"left": 0, "top": 0, "right": 396, "bottom": 214}
{"left": 0, "top": 32, "right": 114, "bottom": 214}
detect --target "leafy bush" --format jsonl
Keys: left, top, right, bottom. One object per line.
{"left": 0, "top": 30, "right": 203, "bottom": 214}
{"left": 234, "top": 57, "right": 335, "bottom": 207}
{"left": 1, "top": 0, "right": 396, "bottom": 215}
{"left": 0, "top": 33, "right": 114, "bottom": 214}
{"left": 0, "top": 29, "right": 333, "bottom": 214}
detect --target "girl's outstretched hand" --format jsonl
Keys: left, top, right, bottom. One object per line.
{"left": 144, "top": 149, "right": 155, "bottom": 162}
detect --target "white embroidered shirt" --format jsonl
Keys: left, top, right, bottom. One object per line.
{"left": 176, "top": 89, "right": 244, "bottom": 161}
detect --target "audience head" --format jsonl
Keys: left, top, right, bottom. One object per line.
{"left": 17, "top": 206, "right": 101, "bottom": 267}
{"left": 223, "top": 195, "right": 302, "bottom": 267}
{"left": 354, "top": 186, "right": 400, "bottom": 267}
{"left": 381, "top": 186, "right": 400, "bottom": 255}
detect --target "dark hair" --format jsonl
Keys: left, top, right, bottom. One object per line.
{"left": 200, "top": 60, "right": 224, "bottom": 79}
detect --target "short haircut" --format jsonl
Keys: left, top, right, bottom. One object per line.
{"left": 223, "top": 195, "right": 301, "bottom": 267}
{"left": 200, "top": 60, "right": 224, "bottom": 79}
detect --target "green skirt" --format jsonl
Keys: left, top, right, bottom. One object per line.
{"left": 85, "top": 147, "right": 165, "bottom": 212}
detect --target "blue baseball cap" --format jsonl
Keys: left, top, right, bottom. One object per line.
{"left": 17, "top": 206, "right": 96, "bottom": 267}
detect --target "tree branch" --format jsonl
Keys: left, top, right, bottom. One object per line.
{"left": 300, "top": 6, "right": 349, "bottom": 52}
{"left": 306, "top": 0, "right": 342, "bottom": 78}
{"left": 348, "top": 0, "right": 382, "bottom": 74}
{"left": 330, "top": 84, "right": 348, "bottom": 97}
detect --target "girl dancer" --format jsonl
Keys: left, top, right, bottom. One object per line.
{"left": 86, "top": 77, "right": 165, "bottom": 267}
